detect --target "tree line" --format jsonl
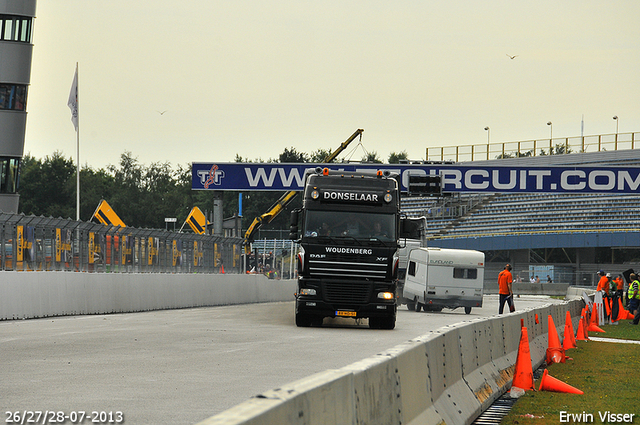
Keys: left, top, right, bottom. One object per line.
{"left": 18, "top": 148, "right": 409, "bottom": 232}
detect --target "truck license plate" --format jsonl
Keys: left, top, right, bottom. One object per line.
{"left": 336, "top": 310, "right": 357, "bottom": 317}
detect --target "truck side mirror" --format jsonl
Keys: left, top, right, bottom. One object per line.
{"left": 289, "top": 209, "right": 301, "bottom": 240}
{"left": 399, "top": 218, "right": 415, "bottom": 238}
{"left": 399, "top": 217, "right": 425, "bottom": 240}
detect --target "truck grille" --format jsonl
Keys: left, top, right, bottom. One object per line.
{"left": 309, "top": 256, "right": 388, "bottom": 280}
{"left": 323, "top": 280, "right": 372, "bottom": 304}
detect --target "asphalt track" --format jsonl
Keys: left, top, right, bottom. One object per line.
{"left": 1, "top": 296, "right": 562, "bottom": 425}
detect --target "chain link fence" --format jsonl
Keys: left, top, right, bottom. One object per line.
{"left": 0, "top": 212, "right": 244, "bottom": 274}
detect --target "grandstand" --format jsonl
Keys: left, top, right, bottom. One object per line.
{"left": 410, "top": 192, "right": 640, "bottom": 238}
{"left": 400, "top": 148, "right": 640, "bottom": 286}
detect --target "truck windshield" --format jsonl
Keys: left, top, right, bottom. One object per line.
{"left": 304, "top": 211, "right": 395, "bottom": 241}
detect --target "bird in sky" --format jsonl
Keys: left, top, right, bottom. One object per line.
{"left": 157, "top": 110, "right": 167, "bottom": 115}
{"left": 506, "top": 54, "right": 518, "bottom": 59}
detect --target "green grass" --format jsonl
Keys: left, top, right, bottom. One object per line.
{"left": 589, "top": 319, "right": 640, "bottom": 341}
{"left": 501, "top": 319, "right": 640, "bottom": 424}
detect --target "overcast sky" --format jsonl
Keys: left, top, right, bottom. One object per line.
{"left": 24, "top": 1, "right": 640, "bottom": 170}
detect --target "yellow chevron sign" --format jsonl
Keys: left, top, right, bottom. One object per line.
{"left": 185, "top": 206, "right": 209, "bottom": 234}
{"left": 91, "top": 200, "right": 126, "bottom": 228}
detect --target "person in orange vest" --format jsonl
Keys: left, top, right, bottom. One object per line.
{"left": 613, "top": 274, "right": 624, "bottom": 299}
{"left": 596, "top": 270, "right": 609, "bottom": 295}
{"left": 498, "top": 264, "right": 514, "bottom": 314}
{"left": 609, "top": 273, "right": 623, "bottom": 321}
{"left": 594, "top": 270, "right": 611, "bottom": 320}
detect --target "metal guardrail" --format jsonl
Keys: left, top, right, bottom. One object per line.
{"left": 0, "top": 212, "right": 243, "bottom": 273}
{"left": 426, "top": 131, "right": 639, "bottom": 162}
{"left": 427, "top": 227, "right": 640, "bottom": 241}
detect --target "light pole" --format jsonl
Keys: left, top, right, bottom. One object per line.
{"left": 484, "top": 127, "right": 490, "bottom": 160}
{"left": 613, "top": 116, "right": 619, "bottom": 148}
{"left": 547, "top": 121, "right": 553, "bottom": 154}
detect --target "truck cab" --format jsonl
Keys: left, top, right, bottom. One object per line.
{"left": 290, "top": 168, "right": 400, "bottom": 329}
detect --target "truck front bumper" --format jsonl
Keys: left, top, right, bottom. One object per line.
{"left": 296, "top": 297, "right": 397, "bottom": 319}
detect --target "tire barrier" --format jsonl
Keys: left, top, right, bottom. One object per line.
{"left": 198, "top": 299, "right": 583, "bottom": 425}
{"left": 0, "top": 272, "right": 296, "bottom": 320}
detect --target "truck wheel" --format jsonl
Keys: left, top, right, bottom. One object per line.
{"left": 465, "top": 307, "right": 472, "bottom": 315}
{"left": 370, "top": 316, "right": 395, "bottom": 330}
{"left": 368, "top": 317, "right": 378, "bottom": 329}
{"left": 295, "top": 313, "right": 312, "bottom": 327}
{"left": 380, "top": 316, "right": 396, "bottom": 330}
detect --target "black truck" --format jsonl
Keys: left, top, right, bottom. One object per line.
{"left": 289, "top": 167, "right": 401, "bottom": 329}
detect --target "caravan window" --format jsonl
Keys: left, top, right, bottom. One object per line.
{"left": 408, "top": 261, "right": 417, "bottom": 277}
{"left": 453, "top": 267, "right": 478, "bottom": 279}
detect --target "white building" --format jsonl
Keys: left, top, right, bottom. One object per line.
{"left": 0, "top": 0, "right": 36, "bottom": 212}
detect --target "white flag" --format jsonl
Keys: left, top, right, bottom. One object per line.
{"left": 68, "top": 67, "right": 78, "bottom": 131}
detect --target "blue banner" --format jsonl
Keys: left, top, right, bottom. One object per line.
{"left": 192, "top": 162, "right": 640, "bottom": 194}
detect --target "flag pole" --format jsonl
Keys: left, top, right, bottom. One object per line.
{"left": 74, "top": 62, "right": 80, "bottom": 221}
{"left": 68, "top": 63, "right": 80, "bottom": 221}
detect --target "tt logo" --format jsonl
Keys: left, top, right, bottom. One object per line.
{"left": 198, "top": 164, "right": 225, "bottom": 189}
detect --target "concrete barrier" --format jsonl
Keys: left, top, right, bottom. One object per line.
{"left": 484, "top": 281, "right": 571, "bottom": 296}
{"left": 566, "top": 285, "right": 595, "bottom": 299}
{"left": 1, "top": 272, "right": 586, "bottom": 424}
{"left": 197, "top": 299, "right": 584, "bottom": 425}
{"left": 0, "top": 272, "right": 296, "bottom": 320}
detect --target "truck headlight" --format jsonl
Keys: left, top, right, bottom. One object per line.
{"left": 300, "top": 288, "right": 317, "bottom": 296}
{"left": 377, "top": 292, "right": 394, "bottom": 300}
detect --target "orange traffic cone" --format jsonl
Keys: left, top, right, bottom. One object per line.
{"left": 616, "top": 299, "right": 628, "bottom": 322}
{"left": 587, "top": 316, "right": 606, "bottom": 333}
{"left": 220, "top": 264, "right": 225, "bottom": 274}
{"left": 538, "top": 369, "right": 583, "bottom": 394}
{"left": 587, "top": 323, "right": 606, "bottom": 334}
{"left": 590, "top": 304, "right": 599, "bottom": 326}
{"left": 546, "top": 315, "right": 566, "bottom": 364}
{"left": 512, "top": 326, "right": 535, "bottom": 391}
{"left": 587, "top": 304, "right": 605, "bottom": 333}
{"left": 608, "top": 298, "right": 613, "bottom": 317}
{"left": 563, "top": 311, "right": 577, "bottom": 350}
{"left": 582, "top": 309, "right": 591, "bottom": 339}
{"left": 610, "top": 297, "right": 619, "bottom": 324}
{"left": 576, "top": 316, "right": 589, "bottom": 341}
{"left": 588, "top": 323, "right": 605, "bottom": 333}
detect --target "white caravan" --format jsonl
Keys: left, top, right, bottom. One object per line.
{"left": 401, "top": 247, "right": 485, "bottom": 314}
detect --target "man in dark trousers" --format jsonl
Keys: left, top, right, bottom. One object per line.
{"left": 498, "top": 264, "right": 514, "bottom": 314}
{"left": 629, "top": 273, "right": 640, "bottom": 325}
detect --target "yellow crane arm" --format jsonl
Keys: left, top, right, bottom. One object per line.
{"left": 243, "top": 129, "right": 364, "bottom": 250}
